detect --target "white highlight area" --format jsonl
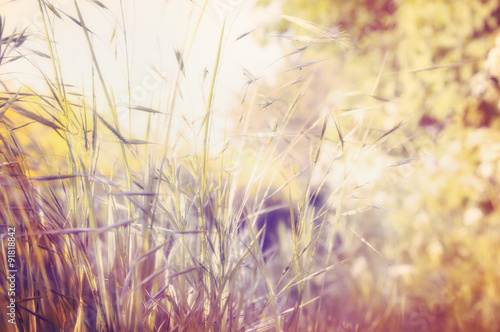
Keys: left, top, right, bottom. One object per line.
{"left": 1, "top": 0, "right": 284, "bottom": 145}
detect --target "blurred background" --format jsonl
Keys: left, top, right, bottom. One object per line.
{"left": 252, "top": 0, "right": 500, "bottom": 330}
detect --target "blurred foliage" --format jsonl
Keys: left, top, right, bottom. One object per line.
{"left": 387, "top": 122, "right": 500, "bottom": 331}
{"left": 260, "top": 0, "right": 396, "bottom": 36}
{"left": 260, "top": 0, "right": 500, "bottom": 123}
{"left": 257, "top": 0, "right": 500, "bottom": 330}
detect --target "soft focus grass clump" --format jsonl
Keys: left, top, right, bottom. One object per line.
{"left": 0, "top": 2, "right": 401, "bottom": 331}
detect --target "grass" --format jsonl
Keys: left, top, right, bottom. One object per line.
{"left": 0, "top": 2, "right": 363, "bottom": 330}
{"left": 2, "top": 1, "right": 499, "bottom": 332}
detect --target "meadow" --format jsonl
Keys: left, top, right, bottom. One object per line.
{"left": 1, "top": 1, "right": 500, "bottom": 331}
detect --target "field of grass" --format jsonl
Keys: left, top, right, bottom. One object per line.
{"left": 1, "top": 1, "right": 500, "bottom": 331}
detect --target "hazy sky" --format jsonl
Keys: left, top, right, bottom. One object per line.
{"left": 1, "top": 0, "right": 285, "bottom": 142}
